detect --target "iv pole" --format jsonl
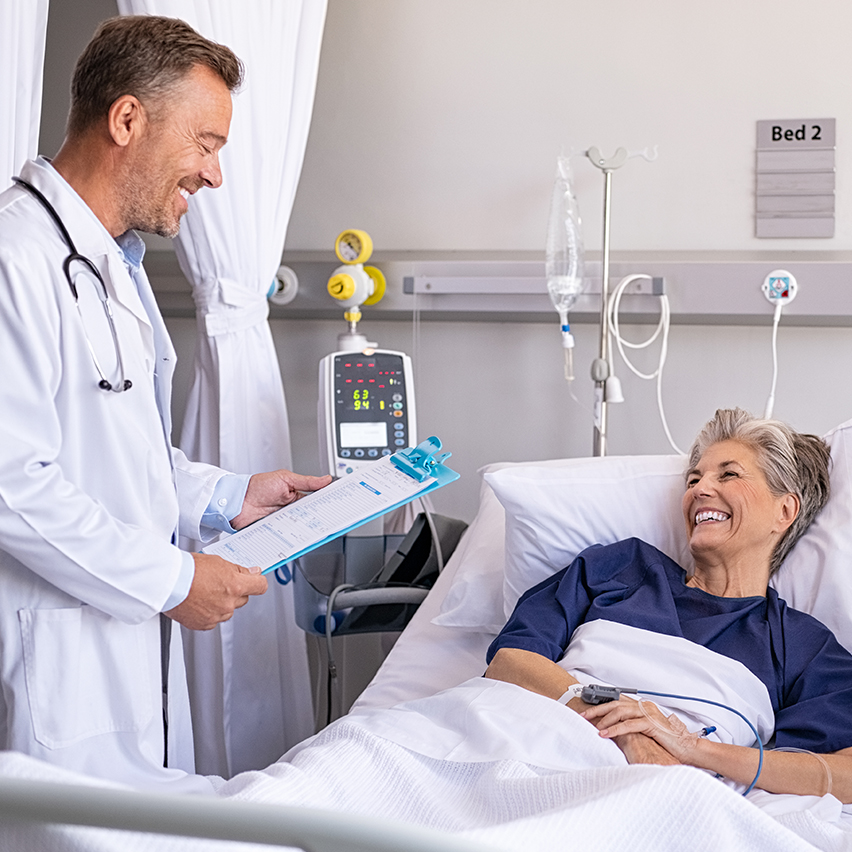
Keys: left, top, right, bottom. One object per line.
{"left": 586, "top": 146, "right": 628, "bottom": 457}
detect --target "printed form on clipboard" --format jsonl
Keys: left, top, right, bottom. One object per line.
{"left": 203, "top": 437, "right": 459, "bottom": 574}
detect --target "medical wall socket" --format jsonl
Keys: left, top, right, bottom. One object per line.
{"left": 270, "top": 265, "right": 299, "bottom": 305}
{"left": 761, "top": 269, "right": 798, "bottom": 305}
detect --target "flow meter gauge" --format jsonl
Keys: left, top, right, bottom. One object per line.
{"left": 335, "top": 229, "right": 373, "bottom": 265}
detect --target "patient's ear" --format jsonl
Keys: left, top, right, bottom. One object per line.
{"left": 776, "top": 493, "right": 800, "bottom": 533}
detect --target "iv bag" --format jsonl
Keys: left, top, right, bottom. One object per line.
{"left": 545, "top": 155, "right": 585, "bottom": 319}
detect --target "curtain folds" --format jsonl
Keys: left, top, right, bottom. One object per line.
{"left": 116, "top": 0, "right": 328, "bottom": 776}
{"left": 1, "top": 0, "right": 49, "bottom": 184}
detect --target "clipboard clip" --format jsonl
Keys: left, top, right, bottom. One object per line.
{"left": 390, "top": 436, "right": 451, "bottom": 483}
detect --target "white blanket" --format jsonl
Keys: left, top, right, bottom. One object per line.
{"left": 0, "top": 627, "right": 850, "bottom": 852}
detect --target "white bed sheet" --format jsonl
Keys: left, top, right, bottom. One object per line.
{"left": 2, "top": 674, "right": 848, "bottom": 852}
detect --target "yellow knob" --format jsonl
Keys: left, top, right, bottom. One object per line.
{"left": 344, "top": 309, "right": 362, "bottom": 324}
{"left": 362, "top": 266, "right": 387, "bottom": 306}
{"left": 328, "top": 273, "right": 356, "bottom": 301}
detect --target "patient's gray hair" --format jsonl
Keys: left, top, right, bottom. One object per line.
{"left": 687, "top": 408, "right": 831, "bottom": 577}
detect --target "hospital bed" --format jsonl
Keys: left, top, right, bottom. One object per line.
{"left": 3, "top": 420, "right": 852, "bottom": 852}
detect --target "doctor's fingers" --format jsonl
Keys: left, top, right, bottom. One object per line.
{"left": 233, "top": 565, "right": 268, "bottom": 599}
{"left": 288, "top": 472, "right": 333, "bottom": 495}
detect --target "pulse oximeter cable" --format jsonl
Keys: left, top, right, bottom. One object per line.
{"left": 580, "top": 684, "right": 764, "bottom": 795}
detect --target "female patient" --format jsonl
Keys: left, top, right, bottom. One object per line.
{"left": 485, "top": 408, "right": 852, "bottom": 801}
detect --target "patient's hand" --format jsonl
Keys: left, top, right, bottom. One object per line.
{"left": 613, "top": 732, "right": 680, "bottom": 766}
{"left": 583, "top": 698, "right": 695, "bottom": 764}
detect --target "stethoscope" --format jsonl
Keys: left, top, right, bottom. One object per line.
{"left": 13, "top": 177, "right": 132, "bottom": 392}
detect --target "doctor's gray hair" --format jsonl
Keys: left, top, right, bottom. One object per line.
{"left": 687, "top": 408, "right": 831, "bottom": 577}
{"left": 67, "top": 16, "right": 243, "bottom": 137}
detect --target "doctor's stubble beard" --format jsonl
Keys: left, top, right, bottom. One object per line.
{"left": 121, "top": 169, "right": 186, "bottom": 240}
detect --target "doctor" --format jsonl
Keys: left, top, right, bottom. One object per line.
{"left": 0, "top": 16, "right": 329, "bottom": 791}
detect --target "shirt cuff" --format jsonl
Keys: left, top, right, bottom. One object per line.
{"left": 164, "top": 550, "right": 196, "bottom": 611}
{"left": 202, "top": 473, "right": 251, "bottom": 533}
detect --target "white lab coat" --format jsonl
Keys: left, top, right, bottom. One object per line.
{"left": 0, "top": 159, "right": 226, "bottom": 792}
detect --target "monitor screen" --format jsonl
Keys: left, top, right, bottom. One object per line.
{"left": 339, "top": 421, "right": 388, "bottom": 448}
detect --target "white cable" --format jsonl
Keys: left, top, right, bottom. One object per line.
{"left": 609, "top": 274, "right": 684, "bottom": 455}
{"left": 764, "top": 303, "right": 783, "bottom": 419}
{"left": 411, "top": 288, "right": 421, "bottom": 406}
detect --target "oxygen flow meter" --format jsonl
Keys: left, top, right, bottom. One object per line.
{"left": 326, "top": 229, "right": 387, "bottom": 351}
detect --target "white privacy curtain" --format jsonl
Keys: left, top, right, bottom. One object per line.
{"left": 117, "top": 0, "right": 328, "bottom": 777}
{"left": 1, "top": 0, "right": 49, "bottom": 184}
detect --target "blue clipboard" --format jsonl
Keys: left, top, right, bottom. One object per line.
{"left": 259, "top": 436, "right": 458, "bottom": 574}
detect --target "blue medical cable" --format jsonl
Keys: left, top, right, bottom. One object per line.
{"left": 585, "top": 685, "right": 764, "bottom": 796}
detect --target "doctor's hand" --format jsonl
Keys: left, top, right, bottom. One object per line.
{"left": 165, "top": 553, "right": 268, "bottom": 631}
{"left": 230, "top": 469, "right": 333, "bottom": 530}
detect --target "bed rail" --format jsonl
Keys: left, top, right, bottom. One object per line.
{"left": 0, "top": 777, "right": 497, "bottom": 852}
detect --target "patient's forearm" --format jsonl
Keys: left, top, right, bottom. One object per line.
{"left": 687, "top": 741, "right": 852, "bottom": 802}
{"left": 485, "top": 648, "right": 578, "bottom": 700}
{"left": 484, "top": 647, "right": 596, "bottom": 714}
{"left": 485, "top": 651, "right": 680, "bottom": 761}
{"left": 587, "top": 698, "right": 852, "bottom": 800}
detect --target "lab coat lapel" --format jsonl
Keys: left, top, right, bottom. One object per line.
{"left": 130, "top": 259, "right": 177, "bottom": 438}
{"left": 19, "top": 158, "right": 154, "bottom": 331}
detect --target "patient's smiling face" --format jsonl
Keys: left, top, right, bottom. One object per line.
{"left": 682, "top": 440, "right": 798, "bottom": 582}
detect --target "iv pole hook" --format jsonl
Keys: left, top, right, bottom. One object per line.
{"left": 586, "top": 147, "right": 629, "bottom": 172}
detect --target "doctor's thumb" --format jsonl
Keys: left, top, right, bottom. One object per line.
{"left": 240, "top": 566, "right": 268, "bottom": 595}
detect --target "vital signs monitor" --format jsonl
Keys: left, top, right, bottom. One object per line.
{"left": 319, "top": 349, "right": 416, "bottom": 477}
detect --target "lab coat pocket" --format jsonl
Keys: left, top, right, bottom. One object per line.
{"left": 19, "top": 606, "right": 159, "bottom": 749}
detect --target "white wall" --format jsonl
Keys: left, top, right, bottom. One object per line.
{"left": 287, "top": 0, "right": 852, "bottom": 253}
{"left": 39, "top": 0, "right": 852, "bottom": 525}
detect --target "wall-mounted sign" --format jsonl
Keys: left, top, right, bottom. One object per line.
{"left": 755, "top": 118, "right": 835, "bottom": 238}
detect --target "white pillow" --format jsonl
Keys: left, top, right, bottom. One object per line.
{"left": 772, "top": 420, "right": 852, "bottom": 653}
{"left": 485, "top": 454, "right": 691, "bottom": 620}
{"left": 433, "top": 419, "right": 852, "bottom": 655}
{"left": 430, "top": 474, "right": 506, "bottom": 634}
{"left": 432, "top": 458, "right": 597, "bottom": 634}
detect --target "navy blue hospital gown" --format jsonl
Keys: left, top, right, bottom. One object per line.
{"left": 486, "top": 538, "right": 852, "bottom": 753}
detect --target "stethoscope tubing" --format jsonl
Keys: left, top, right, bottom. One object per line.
{"left": 12, "top": 176, "right": 131, "bottom": 392}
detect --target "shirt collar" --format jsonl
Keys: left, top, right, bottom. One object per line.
{"left": 115, "top": 229, "right": 146, "bottom": 272}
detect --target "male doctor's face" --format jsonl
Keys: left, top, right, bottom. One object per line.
{"left": 122, "top": 64, "right": 232, "bottom": 238}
